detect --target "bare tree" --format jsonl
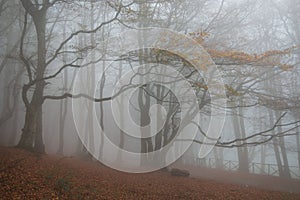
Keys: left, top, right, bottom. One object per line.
{"left": 17, "top": 0, "right": 124, "bottom": 153}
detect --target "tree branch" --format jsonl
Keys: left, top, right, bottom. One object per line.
{"left": 177, "top": 112, "right": 300, "bottom": 148}
{"left": 45, "top": 2, "right": 123, "bottom": 68}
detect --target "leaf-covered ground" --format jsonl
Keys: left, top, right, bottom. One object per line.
{"left": 0, "top": 147, "right": 299, "bottom": 199}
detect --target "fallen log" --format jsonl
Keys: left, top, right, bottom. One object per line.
{"left": 170, "top": 168, "right": 190, "bottom": 177}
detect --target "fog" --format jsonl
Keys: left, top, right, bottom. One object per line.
{"left": 0, "top": 0, "right": 300, "bottom": 196}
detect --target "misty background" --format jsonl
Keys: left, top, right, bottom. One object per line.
{"left": 0, "top": 0, "right": 300, "bottom": 180}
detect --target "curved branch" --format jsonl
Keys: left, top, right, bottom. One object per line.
{"left": 45, "top": 2, "right": 123, "bottom": 67}
{"left": 177, "top": 112, "right": 300, "bottom": 148}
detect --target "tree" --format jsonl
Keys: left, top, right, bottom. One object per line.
{"left": 17, "top": 0, "right": 124, "bottom": 153}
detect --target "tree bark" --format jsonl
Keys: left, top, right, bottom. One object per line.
{"left": 268, "top": 109, "right": 284, "bottom": 177}
{"left": 17, "top": 1, "right": 47, "bottom": 153}
{"left": 275, "top": 111, "right": 291, "bottom": 178}
{"left": 230, "top": 101, "right": 249, "bottom": 173}
{"left": 296, "top": 127, "right": 300, "bottom": 175}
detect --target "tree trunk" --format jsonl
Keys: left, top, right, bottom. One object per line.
{"left": 34, "top": 105, "right": 44, "bottom": 153}
{"left": 18, "top": 81, "right": 45, "bottom": 153}
{"left": 57, "top": 21, "right": 68, "bottom": 155}
{"left": 139, "top": 84, "right": 153, "bottom": 166}
{"left": 154, "top": 85, "right": 164, "bottom": 151}
{"left": 17, "top": 2, "right": 47, "bottom": 153}
{"left": 275, "top": 111, "right": 291, "bottom": 178}
{"left": 296, "top": 127, "right": 300, "bottom": 175}
{"left": 18, "top": 107, "right": 35, "bottom": 150}
{"left": 86, "top": 0, "right": 96, "bottom": 155}
{"left": 268, "top": 109, "right": 284, "bottom": 177}
{"left": 230, "top": 101, "right": 249, "bottom": 173}
{"left": 238, "top": 100, "right": 249, "bottom": 172}
{"left": 57, "top": 87, "right": 68, "bottom": 155}
{"left": 137, "top": 2, "right": 153, "bottom": 165}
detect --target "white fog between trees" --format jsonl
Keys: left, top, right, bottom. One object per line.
{"left": 0, "top": 0, "right": 300, "bottom": 179}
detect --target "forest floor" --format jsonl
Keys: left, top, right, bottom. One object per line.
{"left": 1, "top": 146, "right": 300, "bottom": 200}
